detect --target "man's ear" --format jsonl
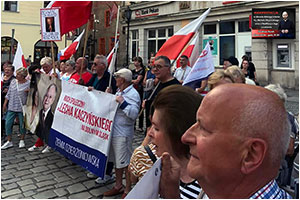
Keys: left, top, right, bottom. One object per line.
{"left": 241, "top": 138, "right": 267, "bottom": 174}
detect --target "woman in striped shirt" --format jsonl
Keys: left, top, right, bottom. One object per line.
{"left": 1, "top": 67, "right": 30, "bottom": 149}
{"left": 148, "top": 85, "right": 203, "bottom": 198}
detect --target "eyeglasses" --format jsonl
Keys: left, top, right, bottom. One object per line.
{"left": 152, "top": 64, "right": 168, "bottom": 70}
{"left": 93, "top": 62, "right": 105, "bottom": 66}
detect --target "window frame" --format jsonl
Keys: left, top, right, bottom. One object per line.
{"left": 146, "top": 27, "right": 173, "bottom": 58}
{"left": 3, "top": 1, "right": 19, "bottom": 12}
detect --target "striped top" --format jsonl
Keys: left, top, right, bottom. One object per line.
{"left": 5, "top": 79, "right": 30, "bottom": 112}
{"left": 180, "top": 180, "right": 201, "bottom": 199}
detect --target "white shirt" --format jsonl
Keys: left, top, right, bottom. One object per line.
{"left": 112, "top": 84, "right": 141, "bottom": 138}
{"left": 174, "top": 66, "right": 192, "bottom": 81}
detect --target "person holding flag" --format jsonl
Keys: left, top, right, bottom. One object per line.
{"left": 173, "top": 55, "right": 192, "bottom": 84}
{"left": 69, "top": 57, "right": 92, "bottom": 85}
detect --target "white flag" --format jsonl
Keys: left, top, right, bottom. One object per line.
{"left": 183, "top": 42, "right": 215, "bottom": 85}
{"left": 12, "top": 43, "right": 27, "bottom": 74}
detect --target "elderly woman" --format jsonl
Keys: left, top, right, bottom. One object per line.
{"left": 207, "top": 70, "right": 234, "bottom": 90}
{"left": 61, "top": 60, "right": 75, "bottom": 81}
{"left": 1, "top": 67, "right": 30, "bottom": 149}
{"left": 40, "top": 57, "right": 60, "bottom": 79}
{"left": 148, "top": 85, "right": 203, "bottom": 198}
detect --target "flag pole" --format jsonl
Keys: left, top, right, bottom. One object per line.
{"left": 170, "top": 31, "right": 199, "bottom": 67}
{"left": 51, "top": 41, "right": 57, "bottom": 76}
{"left": 108, "top": 4, "right": 120, "bottom": 89}
{"left": 80, "top": 20, "right": 90, "bottom": 79}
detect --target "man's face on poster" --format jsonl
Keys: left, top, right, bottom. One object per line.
{"left": 282, "top": 11, "right": 288, "bottom": 20}
{"left": 43, "top": 85, "right": 57, "bottom": 111}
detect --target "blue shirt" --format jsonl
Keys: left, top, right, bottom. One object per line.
{"left": 112, "top": 84, "right": 140, "bottom": 138}
{"left": 250, "top": 180, "right": 292, "bottom": 199}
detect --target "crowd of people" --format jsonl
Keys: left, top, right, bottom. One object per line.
{"left": 1, "top": 51, "right": 298, "bottom": 198}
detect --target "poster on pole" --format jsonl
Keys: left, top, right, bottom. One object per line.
{"left": 40, "top": 8, "right": 61, "bottom": 41}
{"left": 48, "top": 81, "right": 119, "bottom": 178}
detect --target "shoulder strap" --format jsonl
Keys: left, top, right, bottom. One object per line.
{"left": 144, "top": 145, "right": 157, "bottom": 163}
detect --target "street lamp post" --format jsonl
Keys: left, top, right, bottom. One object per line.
{"left": 125, "top": 6, "right": 132, "bottom": 67}
{"left": 9, "top": 29, "right": 15, "bottom": 62}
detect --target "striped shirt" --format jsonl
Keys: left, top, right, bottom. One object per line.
{"left": 250, "top": 179, "right": 292, "bottom": 199}
{"left": 5, "top": 79, "right": 30, "bottom": 112}
{"left": 180, "top": 180, "right": 201, "bottom": 199}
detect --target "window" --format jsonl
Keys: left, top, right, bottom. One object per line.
{"left": 277, "top": 44, "right": 290, "bottom": 68}
{"left": 44, "top": 1, "right": 51, "bottom": 8}
{"left": 34, "top": 40, "right": 58, "bottom": 64}
{"left": 220, "top": 36, "right": 235, "bottom": 64}
{"left": 204, "top": 24, "right": 216, "bottom": 34}
{"left": 105, "top": 10, "right": 110, "bottom": 28}
{"left": 220, "top": 21, "right": 235, "bottom": 34}
{"left": 1, "top": 37, "right": 18, "bottom": 62}
{"left": 131, "top": 30, "right": 139, "bottom": 59}
{"left": 99, "top": 38, "right": 105, "bottom": 55}
{"left": 147, "top": 27, "right": 173, "bottom": 58}
{"left": 238, "top": 21, "right": 250, "bottom": 32}
{"left": 4, "top": 1, "right": 18, "bottom": 12}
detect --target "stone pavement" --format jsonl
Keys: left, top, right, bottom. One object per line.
{"left": 1, "top": 88, "right": 298, "bottom": 199}
{"left": 1, "top": 128, "right": 145, "bottom": 199}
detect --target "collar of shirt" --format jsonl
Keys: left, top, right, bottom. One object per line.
{"left": 116, "top": 84, "right": 134, "bottom": 96}
{"left": 43, "top": 107, "right": 51, "bottom": 120}
{"left": 249, "top": 179, "right": 291, "bottom": 199}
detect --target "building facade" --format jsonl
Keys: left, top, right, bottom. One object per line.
{"left": 118, "top": 1, "right": 298, "bottom": 89}
{"left": 1, "top": 1, "right": 71, "bottom": 65}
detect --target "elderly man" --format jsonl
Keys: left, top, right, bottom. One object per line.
{"left": 69, "top": 57, "right": 92, "bottom": 85}
{"left": 173, "top": 55, "right": 191, "bottom": 84}
{"left": 40, "top": 57, "right": 60, "bottom": 79}
{"left": 87, "top": 55, "right": 117, "bottom": 94}
{"left": 180, "top": 84, "right": 291, "bottom": 198}
{"left": 103, "top": 68, "right": 140, "bottom": 198}
{"left": 161, "top": 84, "right": 292, "bottom": 199}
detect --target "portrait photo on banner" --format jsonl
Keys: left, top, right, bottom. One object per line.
{"left": 24, "top": 73, "right": 62, "bottom": 135}
{"left": 40, "top": 8, "right": 61, "bottom": 41}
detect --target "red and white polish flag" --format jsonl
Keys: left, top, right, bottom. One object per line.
{"left": 107, "top": 40, "right": 119, "bottom": 72}
{"left": 12, "top": 42, "right": 27, "bottom": 74}
{"left": 59, "top": 29, "right": 85, "bottom": 60}
{"left": 156, "top": 8, "right": 210, "bottom": 61}
{"left": 175, "top": 32, "right": 200, "bottom": 68}
{"left": 47, "top": 1, "right": 92, "bottom": 36}
{"left": 183, "top": 42, "right": 215, "bottom": 86}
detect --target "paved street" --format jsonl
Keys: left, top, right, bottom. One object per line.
{"left": 1, "top": 128, "right": 145, "bottom": 199}
{"left": 1, "top": 88, "right": 298, "bottom": 199}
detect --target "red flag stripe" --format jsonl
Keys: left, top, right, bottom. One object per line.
{"left": 156, "top": 32, "right": 195, "bottom": 60}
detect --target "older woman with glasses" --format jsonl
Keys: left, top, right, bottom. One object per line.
{"left": 2, "top": 67, "right": 30, "bottom": 149}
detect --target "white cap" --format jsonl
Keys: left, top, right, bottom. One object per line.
{"left": 114, "top": 68, "right": 132, "bottom": 82}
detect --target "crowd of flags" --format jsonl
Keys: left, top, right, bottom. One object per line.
{"left": 12, "top": 1, "right": 214, "bottom": 86}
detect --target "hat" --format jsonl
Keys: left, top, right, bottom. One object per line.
{"left": 114, "top": 68, "right": 132, "bottom": 82}
{"left": 227, "top": 56, "right": 239, "bottom": 66}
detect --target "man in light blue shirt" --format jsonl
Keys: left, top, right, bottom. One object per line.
{"left": 104, "top": 68, "right": 140, "bottom": 198}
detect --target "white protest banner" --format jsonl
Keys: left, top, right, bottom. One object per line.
{"left": 183, "top": 42, "right": 215, "bottom": 85}
{"left": 126, "top": 158, "right": 162, "bottom": 199}
{"left": 40, "top": 8, "right": 61, "bottom": 41}
{"left": 48, "top": 81, "right": 118, "bottom": 178}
